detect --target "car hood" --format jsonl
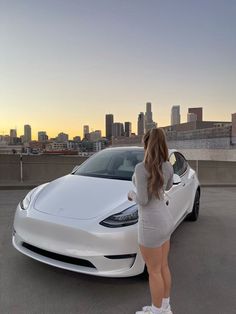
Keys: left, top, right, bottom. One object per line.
{"left": 33, "top": 174, "right": 133, "bottom": 220}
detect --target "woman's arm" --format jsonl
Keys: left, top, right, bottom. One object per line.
{"left": 165, "top": 162, "right": 174, "bottom": 191}
{"left": 128, "top": 163, "right": 149, "bottom": 206}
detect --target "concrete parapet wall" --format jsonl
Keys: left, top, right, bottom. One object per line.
{"left": 0, "top": 155, "right": 87, "bottom": 183}
{"left": 187, "top": 160, "right": 236, "bottom": 185}
{"left": 179, "top": 149, "right": 236, "bottom": 162}
{"left": 0, "top": 153, "right": 236, "bottom": 186}
{"left": 168, "top": 137, "right": 234, "bottom": 149}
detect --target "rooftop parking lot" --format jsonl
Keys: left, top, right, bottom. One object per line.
{"left": 0, "top": 187, "right": 235, "bottom": 314}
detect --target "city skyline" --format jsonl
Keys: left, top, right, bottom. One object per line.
{"left": 1, "top": 104, "right": 234, "bottom": 141}
{"left": 1, "top": 1, "right": 236, "bottom": 139}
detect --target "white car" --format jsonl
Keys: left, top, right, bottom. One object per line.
{"left": 12, "top": 147, "right": 200, "bottom": 278}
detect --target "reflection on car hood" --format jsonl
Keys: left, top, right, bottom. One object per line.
{"left": 34, "top": 174, "right": 133, "bottom": 220}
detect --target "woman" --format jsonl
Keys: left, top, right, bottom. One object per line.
{"left": 128, "top": 127, "right": 174, "bottom": 314}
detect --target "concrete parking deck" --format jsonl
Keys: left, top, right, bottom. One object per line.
{"left": 0, "top": 188, "right": 236, "bottom": 314}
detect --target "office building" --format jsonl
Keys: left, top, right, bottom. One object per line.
{"left": 10, "top": 129, "right": 17, "bottom": 145}
{"left": 188, "top": 107, "right": 203, "bottom": 121}
{"left": 124, "top": 122, "right": 132, "bottom": 137}
{"left": 83, "top": 125, "right": 89, "bottom": 139}
{"left": 187, "top": 112, "right": 197, "bottom": 122}
{"left": 38, "top": 131, "right": 48, "bottom": 142}
{"left": 112, "top": 122, "right": 124, "bottom": 138}
{"left": 24, "top": 124, "right": 32, "bottom": 143}
{"left": 145, "top": 102, "right": 157, "bottom": 132}
{"left": 171, "top": 105, "right": 181, "bottom": 125}
{"left": 90, "top": 130, "right": 102, "bottom": 141}
{"left": 105, "top": 114, "right": 114, "bottom": 140}
{"left": 137, "top": 112, "right": 145, "bottom": 136}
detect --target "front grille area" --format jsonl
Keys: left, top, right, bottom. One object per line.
{"left": 22, "top": 242, "right": 96, "bottom": 269}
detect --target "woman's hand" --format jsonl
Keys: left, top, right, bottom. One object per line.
{"left": 127, "top": 190, "right": 135, "bottom": 201}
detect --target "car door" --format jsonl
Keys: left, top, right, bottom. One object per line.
{"left": 166, "top": 152, "right": 191, "bottom": 225}
{"left": 174, "top": 152, "right": 194, "bottom": 213}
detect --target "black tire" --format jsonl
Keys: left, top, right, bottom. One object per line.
{"left": 185, "top": 189, "right": 200, "bottom": 221}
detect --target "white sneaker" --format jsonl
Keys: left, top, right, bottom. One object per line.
{"left": 135, "top": 309, "right": 155, "bottom": 314}
{"left": 142, "top": 305, "right": 173, "bottom": 314}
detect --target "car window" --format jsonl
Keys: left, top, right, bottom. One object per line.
{"left": 174, "top": 152, "right": 188, "bottom": 176}
{"left": 169, "top": 153, "right": 178, "bottom": 174}
{"left": 74, "top": 149, "right": 144, "bottom": 180}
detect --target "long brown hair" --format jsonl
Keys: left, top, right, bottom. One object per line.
{"left": 143, "top": 127, "right": 169, "bottom": 199}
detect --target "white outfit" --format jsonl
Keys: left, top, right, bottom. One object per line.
{"left": 129, "top": 161, "right": 174, "bottom": 248}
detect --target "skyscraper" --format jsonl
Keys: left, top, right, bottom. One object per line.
{"left": 188, "top": 107, "right": 203, "bottom": 121}
{"left": 124, "top": 122, "right": 132, "bottom": 137}
{"left": 171, "top": 105, "right": 181, "bottom": 125}
{"left": 83, "top": 125, "right": 89, "bottom": 139}
{"left": 105, "top": 114, "right": 114, "bottom": 140}
{"left": 10, "top": 129, "right": 17, "bottom": 145}
{"left": 24, "top": 124, "right": 32, "bottom": 143}
{"left": 112, "top": 122, "right": 124, "bottom": 138}
{"left": 138, "top": 112, "right": 145, "bottom": 136}
{"left": 145, "top": 102, "right": 157, "bottom": 132}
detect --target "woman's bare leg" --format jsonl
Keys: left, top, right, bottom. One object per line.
{"left": 161, "top": 239, "right": 172, "bottom": 298}
{"left": 139, "top": 244, "right": 164, "bottom": 308}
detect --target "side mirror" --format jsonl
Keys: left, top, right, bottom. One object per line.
{"left": 173, "top": 174, "right": 181, "bottom": 185}
{"left": 71, "top": 165, "right": 80, "bottom": 174}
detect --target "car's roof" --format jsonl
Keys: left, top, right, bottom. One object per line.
{"left": 107, "top": 146, "right": 177, "bottom": 154}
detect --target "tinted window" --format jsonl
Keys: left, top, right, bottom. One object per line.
{"left": 174, "top": 152, "right": 188, "bottom": 176}
{"left": 169, "top": 153, "right": 178, "bottom": 174}
{"left": 74, "top": 149, "right": 144, "bottom": 180}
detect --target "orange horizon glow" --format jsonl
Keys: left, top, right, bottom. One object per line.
{"left": 1, "top": 108, "right": 234, "bottom": 141}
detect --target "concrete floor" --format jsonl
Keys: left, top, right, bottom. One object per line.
{"left": 0, "top": 188, "right": 236, "bottom": 314}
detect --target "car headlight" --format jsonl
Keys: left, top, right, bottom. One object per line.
{"left": 19, "top": 188, "right": 37, "bottom": 210}
{"left": 100, "top": 204, "right": 138, "bottom": 228}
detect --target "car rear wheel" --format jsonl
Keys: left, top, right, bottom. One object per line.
{"left": 185, "top": 189, "right": 200, "bottom": 221}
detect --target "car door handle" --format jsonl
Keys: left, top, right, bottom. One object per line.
{"left": 166, "top": 200, "right": 169, "bottom": 206}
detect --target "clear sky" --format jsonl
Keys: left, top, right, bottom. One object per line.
{"left": 1, "top": 0, "right": 236, "bottom": 139}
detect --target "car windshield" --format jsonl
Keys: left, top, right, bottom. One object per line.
{"left": 74, "top": 149, "right": 144, "bottom": 180}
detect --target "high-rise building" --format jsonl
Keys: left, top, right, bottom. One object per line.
{"left": 145, "top": 102, "right": 157, "bottom": 132}
{"left": 83, "top": 125, "right": 89, "bottom": 139}
{"left": 145, "top": 102, "right": 152, "bottom": 123}
{"left": 138, "top": 112, "right": 145, "bottom": 136}
{"left": 187, "top": 112, "right": 197, "bottom": 122}
{"left": 171, "top": 105, "right": 181, "bottom": 125}
{"left": 10, "top": 129, "right": 17, "bottom": 138}
{"left": 10, "top": 129, "right": 17, "bottom": 145}
{"left": 24, "top": 124, "right": 32, "bottom": 143}
{"left": 124, "top": 122, "right": 132, "bottom": 137}
{"left": 188, "top": 107, "right": 203, "bottom": 121}
{"left": 112, "top": 122, "right": 124, "bottom": 138}
{"left": 105, "top": 114, "right": 114, "bottom": 140}
{"left": 38, "top": 131, "right": 48, "bottom": 142}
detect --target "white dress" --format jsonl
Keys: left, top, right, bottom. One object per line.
{"left": 130, "top": 161, "right": 174, "bottom": 248}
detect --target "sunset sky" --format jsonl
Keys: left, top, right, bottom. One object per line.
{"left": 1, "top": 0, "right": 236, "bottom": 139}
